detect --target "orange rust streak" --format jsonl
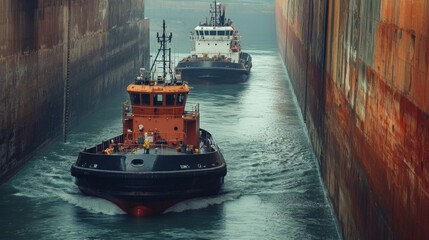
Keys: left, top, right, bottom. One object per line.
{"left": 376, "top": 0, "right": 429, "bottom": 111}
{"left": 277, "top": 0, "right": 429, "bottom": 238}
{"left": 373, "top": 3, "right": 429, "bottom": 237}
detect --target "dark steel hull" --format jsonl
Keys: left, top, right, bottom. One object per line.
{"left": 71, "top": 130, "right": 227, "bottom": 216}
{"left": 176, "top": 52, "right": 252, "bottom": 84}
{"left": 276, "top": 0, "right": 429, "bottom": 239}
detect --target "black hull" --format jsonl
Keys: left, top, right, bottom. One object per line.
{"left": 71, "top": 129, "right": 227, "bottom": 216}
{"left": 176, "top": 52, "right": 252, "bottom": 84}
{"left": 72, "top": 163, "right": 226, "bottom": 216}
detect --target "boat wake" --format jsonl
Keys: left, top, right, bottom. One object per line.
{"left": 59, "top": 192, "right": 126, "bottom": 215}
{"left": 164, "top": 192, "right": 238, "bottom": 214}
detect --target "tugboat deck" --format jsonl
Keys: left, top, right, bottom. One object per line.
{"left": 102, "top": 145, "right": 211, "bottom": 156}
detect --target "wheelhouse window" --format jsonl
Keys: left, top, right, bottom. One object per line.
{"left": 166, "top": 94, "right": 176, "bottom": 106}
{"left": 218, "top": 31, "right": 225, "bottom": 36}
{"left": 154, "top": 94, "right": 163, "bottom": 106}
{"left": 210, "top": 31, "right": 216, "bottom": 35}
{"left": 204, "top": 30, "right": 209, "bottom": 35}
{"left": 177, "top": 93, "right": 185, "bottom": 105}
{"left": 142, "top": 94, "right": 150, "bottom": 105}
{"left": 132, "top": 93, "right": 140, "bottom": 105}
{"left": 199, "top": 30, "right": 204, "bottom": 35}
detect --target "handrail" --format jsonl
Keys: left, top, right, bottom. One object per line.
{"left": 180, "top": 56, "right": 236, "bottom": 63}
{"left": 124, "top": 131, "right": 186, "bottom": 145}
{"left": 84, "top": 129, "right": 217, "bottom": 155}
{"left": 190, "top": 35, "right": 235, "bottom": 41}
{"left": 122, "top": 102, "right": 199, "bottom": 118}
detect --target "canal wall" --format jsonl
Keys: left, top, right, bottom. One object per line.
{"left": 276, "top": 0, "right": 429, "bottom": 239}
{"left": 0, "top": 0, "right": 150, "bottom": 183}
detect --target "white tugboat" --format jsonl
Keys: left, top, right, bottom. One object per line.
{"left": 175, "top": 0, "right": 252, "bottom": 83}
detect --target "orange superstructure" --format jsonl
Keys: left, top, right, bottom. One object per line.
{"left": 123, "top": 77, "right": 200, "bottom": 149}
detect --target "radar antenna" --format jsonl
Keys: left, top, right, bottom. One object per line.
{"left": 149, "top": 20, "right": 174, "bottom": 83}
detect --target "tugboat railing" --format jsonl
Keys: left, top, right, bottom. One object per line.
{"left": 125, "top": 130, "right": 186, "bottom": 145}
{"left": 190, "top": 35, "right": 235, "bottom": 41}
{"left": 84, "top": 135, "right": 124, "bottom": 154}
{"left": 122, "top": 103, "right": 199, "bottom": 118}
{"left": 184, "top": 103, "right": 199, "bottom": 117}
{"left": 180, "top": 56, "right": 236, "bottom": 63}
{"left": 84, "top": 128, "right": 218, "bottom": 155}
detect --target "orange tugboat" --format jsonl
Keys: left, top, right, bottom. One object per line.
{"left": 71, "top": 21, "right": 227, "bottom": 217}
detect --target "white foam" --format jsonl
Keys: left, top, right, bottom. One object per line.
{"left": 58, "top": 192, "right": 126, "bottom": 215}
{"left": 163, "top": 193, "right": 237, "bottom": 214}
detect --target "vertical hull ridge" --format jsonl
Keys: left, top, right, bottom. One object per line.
{"left": 175, "top": 1, "right": 252, "bottom": 84}
{"left": 71, "top": 21, "right": 227, "bottom": 217}
{"left": 276, "top": 0, "right": 429, "bottom": 239}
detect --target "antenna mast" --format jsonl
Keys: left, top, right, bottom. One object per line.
{"left": 150, "top": 20, "right": 173, "bottom": 81}
{"left": 210, "top": 0, "right": 218, "bottom": 26}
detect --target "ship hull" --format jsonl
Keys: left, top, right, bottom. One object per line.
{"left": 176, "top": 53, "right": 252, "bottom": 84}
{"left": 72, "top": 165, "right": 225, "bottom": 216}
{"left": 71, "top": 131, "right": 227, "bottom": 217}
{"left": 276, "top": 0, "right": 429, "bottom": 239}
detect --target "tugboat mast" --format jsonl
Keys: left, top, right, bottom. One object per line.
{"left": 210, "top": 0, "right": 218, "bottom": 26}
{"left": 150, "top": 20, "right": 173, "bottom": 82}
{"left": 209, "top": 1, "right": 226, "bottom": 27}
